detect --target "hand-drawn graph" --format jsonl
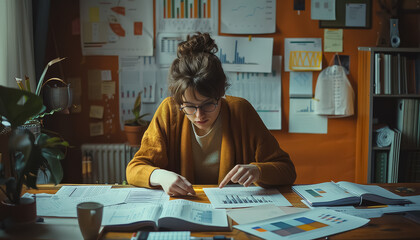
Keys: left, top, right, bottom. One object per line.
{"left": 215, "top": 36, "right": 273, "bottom": 73}
{"left": 221, "top": 0, "right": 276, "bottom": 34}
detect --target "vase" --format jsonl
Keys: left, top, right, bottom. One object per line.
{"left": 124, "top": 125, "right": 147, "bottom": 146}
{"left": 0, "top": 197, "right": 37, "bottom": 230}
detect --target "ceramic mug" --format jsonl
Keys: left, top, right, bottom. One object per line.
{"left": 77, "top": 202, "right": 103, "bottom": 240}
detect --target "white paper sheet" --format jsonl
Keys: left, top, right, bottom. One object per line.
{"left": 220, "top": 0, "right": 276, "bottom": 34}
{"left": 289, "top": 98, "right": 328, "bottom": 134}
{"left": 203, "top": 186, "right": 292, "bottom": 209}
{"left": 284, "top": 38, "right": 322, "bottom": 72}
{"left": 156, "top": 0, "right": 218, "bottom": 33}
{"left": 311, "top": 0, "right": 336, "bottom": 20}
{"left": 234, "top": 209, "right": 369, "bottom": 240}
{"left": 289, "top": 71, "right": 313, "bottom": 98}
{"left": 345, "top": 3, "right": 367, "bottom": 27}
{"left": 118, "top": 56, "right": 169, "bottom": 130}
{"left": 226, "top": 56, "right": 282, "bottom": 130}
{"left": 227, "top": 205, "right": 308, "bottom": 224}
{"left": 214, "top": 36, "right": 273, "bottom": 73}
{"left": 80, "top": 0, "right": 154, "bottom": 56}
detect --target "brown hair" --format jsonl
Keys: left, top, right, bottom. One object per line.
{"left": 168, "top": 32, "right": 228, "bottom": 105}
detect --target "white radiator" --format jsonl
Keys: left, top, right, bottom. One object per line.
{"left": 81, "top": 144, "right": 139, "bottom": 184}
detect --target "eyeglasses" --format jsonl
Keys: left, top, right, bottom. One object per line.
{"left": 180, "top": 99, "right": 219, "bottom": 115}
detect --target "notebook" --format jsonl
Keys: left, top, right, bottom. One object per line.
{"left": 292, "top": 181, "right": 411, "bottom": 207}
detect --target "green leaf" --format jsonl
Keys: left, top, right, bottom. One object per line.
{"left": 41, "top": 148, "right": 63, "bottom": 184}
{"left": 0, "top": 86, "right": 43, "bottom": 129}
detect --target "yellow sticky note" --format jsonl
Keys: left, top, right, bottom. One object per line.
{"left": 101, "top": 81, "right": 116, "bottom": 95}
{"left": 89, "top": 105, "right": 104, "bottom": 119}
{"left": 89, "top": 7, "right": 100, "bottom": 22}
{"left": 89, "top": 122, "right": 104, "bottom": 136}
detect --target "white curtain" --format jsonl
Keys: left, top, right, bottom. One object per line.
{"left": 0, "top": 0, "right": 36, "bottom": 91}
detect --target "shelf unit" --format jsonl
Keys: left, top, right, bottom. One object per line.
{"left": 356, "top": 47, "right": 420, "bottom": 183}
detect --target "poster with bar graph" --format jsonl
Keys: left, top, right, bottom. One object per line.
{"left": 234, "top": 209, "right": 369, "bottom": 240}
{"left": 157, "top": 33, "right": 186, "bottom": 66}
{"left": 289, "top": 98, "right": 327, "bottom": 134}
{"left": 118, "top": 55, "right": 168, "bottom": 130}
{"left": 80, "top": 0, "right": 154, "bottom": 56}
{"left": 203, "top": 186, "right": 292, "bottom": 209}
{"left": 156, "top": 0, "right": 218, "bottom": 33}
{"left": 226, "top": 56, "right": 282, "bottom": 130}
{"left": 221, "top": 0, "right": 276, "bottom": 34}
{"left": 215, "top": 36, "right": 273, "bottom": 73}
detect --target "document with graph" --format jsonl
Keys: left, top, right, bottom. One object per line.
{"left": 292, "top": 181, "right": 412, "bottom": 207}
{"left": 234, "top": 208, "right": 369, "bottom": 240}
{"left": 284, "top": 38, "right": 322, "bottom": 72}
{"left": 203, "top": 186, "right": 292, "bottom": 208}
{"left": 102, "top": 199, "right": 230, "bottom": 232}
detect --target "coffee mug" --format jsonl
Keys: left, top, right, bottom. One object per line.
{"left": 77, "top": 202, "right": 104, "bottom": 240}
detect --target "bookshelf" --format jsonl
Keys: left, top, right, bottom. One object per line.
{"left": 357, "top": 47, "right": 420, "bottom": 184}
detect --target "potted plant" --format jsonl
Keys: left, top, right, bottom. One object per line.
{"left": 0, "top": 58, "right": 69, "bottom": 229}
{"left": 124, "top": 91, "right": 150, "bottom": 146}
{"left": 0, "top": 86, "right": 69, "bottom": 229}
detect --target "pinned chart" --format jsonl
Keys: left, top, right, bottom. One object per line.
{"left": 215, "top": 36, "right": 273, "bottom": 73}
{"left": 226, "top": 56, "right": 282, "bottom": 130}
{"left": 80, "top": 0, "right": 154, "bottom": 56}
{"left": 156, "top": 0, "right": 218, "bottom": 33}
{"left": 220, "top": 0, "right": 276, "bottom": 34}
{"left": 203, "top": 186, "right": 292, "bottom": 208}
{"left": 234, "top": 209, "right": 369, "bottom": 240}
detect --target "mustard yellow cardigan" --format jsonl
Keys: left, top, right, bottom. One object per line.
{"left": 126, "top": 96, "right": 296, "bottom": 188}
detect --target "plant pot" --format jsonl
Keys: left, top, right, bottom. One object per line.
{"left": 124, "top": 125, "right": 147, "bottom": 146}
{"left": 0, "top": 197, "right": 36, "bottom": 230}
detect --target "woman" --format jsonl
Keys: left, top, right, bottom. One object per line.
{"left": 126, "top": 32, "right": 296, "bottom": 196}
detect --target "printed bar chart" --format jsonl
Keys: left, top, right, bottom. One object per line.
{"left": 163, "top": 0, "right": 211, "bottom": 19}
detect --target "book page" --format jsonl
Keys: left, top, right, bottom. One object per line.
{"left": 339, "top": 182, "right": 406, "bottom": 200}
{"left": 336, "top": 181, "right": 372, "bottom": 196}
{"left": 292, "top": 182, "right": 356, "bottom": 205}
{"left": 160, "top": 199, "right": 228, "bottom": 227}
{"left": 102, "top": 203, "right": 161, "bottom": 226}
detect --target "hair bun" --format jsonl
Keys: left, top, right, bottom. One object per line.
{"left": 177, "top": 32, "right": 218, "bottom": 57}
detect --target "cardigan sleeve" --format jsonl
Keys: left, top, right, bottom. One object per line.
{"left": 126, "top": 98, "right": 172, "bottom": 188}
{"left": 233, "top": 98, "right": 297, "bottom": 186}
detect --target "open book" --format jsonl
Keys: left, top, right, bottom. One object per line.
{"left": 101, "top": 199, "right": 231, "bottom": 232}
{"left": 292, "top": 181, "right": 411, "bottom": 206}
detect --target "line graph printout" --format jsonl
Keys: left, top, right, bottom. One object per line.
{"left": 80, "top": 0, "right": 154, "bottom": 56}
{"left": 215, "top": 36, "right": 273, "bottom": 73}
{"left": 203, "top": 186, "right": 292, "bottom": 208}
{"left": 221, "top": 0, "right": 276, "bottom": 34}
{"left": 156, "top": 0, "right": 218, "bottom": 33}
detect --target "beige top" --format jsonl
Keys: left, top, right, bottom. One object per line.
{"left": 191, "top": 116, "right": 222, "bottom": 184}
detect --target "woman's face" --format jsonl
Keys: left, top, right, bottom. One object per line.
{"left": 181, "top": 88, "right": 221, "bottom": 136}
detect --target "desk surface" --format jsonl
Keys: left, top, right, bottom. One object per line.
{"left": 17, "top": 183, "right": 420, "bottom": 240}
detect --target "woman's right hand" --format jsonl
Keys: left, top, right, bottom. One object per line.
{"left": 150, "top": 169, "right": 196, "bottom": 196}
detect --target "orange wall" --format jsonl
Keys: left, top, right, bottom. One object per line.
{"left": 45, "top": 0, "right": 418, "bottom": 183}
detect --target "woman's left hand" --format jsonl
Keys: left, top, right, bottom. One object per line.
{"left": 219, "top": 164, "right": 261, "bottom": 188}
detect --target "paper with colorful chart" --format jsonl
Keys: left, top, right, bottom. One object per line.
{"left": 234, "top": 208, "right": 369, "bottom": 240}
{"left": 80, "top": 0, "right": 154, "bottom": 56}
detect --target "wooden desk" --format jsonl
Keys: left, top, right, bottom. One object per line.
{"left": 19, "top": 183, "right": 420, "bottom": 239}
